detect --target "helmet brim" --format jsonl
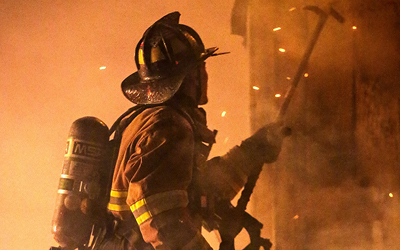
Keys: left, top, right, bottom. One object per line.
{"left": 121, "top": 47, "right": 219, "bottom": 104}
{"left": 121, "top": 71, "right": 186, "bottom": 105}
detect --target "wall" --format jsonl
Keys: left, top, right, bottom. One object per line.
{"left": 246, "top": 0, "right": 400, "bottom": 249}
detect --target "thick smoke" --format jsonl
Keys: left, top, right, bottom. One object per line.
{"left": 245, "top": 0, "right": 400, "bottom": 249}
{"left": 2, "top": 0, "right": 399, "bottom": 249}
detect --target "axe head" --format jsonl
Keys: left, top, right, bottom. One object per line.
{"left": 304, "top": 6, "right": 345, "bottom": 23}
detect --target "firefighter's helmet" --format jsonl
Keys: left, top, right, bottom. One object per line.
{"left": 121, "top": 12, "right": 219, "bottom": 104}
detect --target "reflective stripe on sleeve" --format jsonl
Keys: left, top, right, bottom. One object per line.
{"left": 108, "top": 189, "right": 130, "bottom": 212}
{"left": 110, "top": 190, "right": 128, "bottom": 198}
{"left": 130, "top": 190, "right": 188, "bottom": 226}
{"left": 107, "top": 203, "right": 130, "bottom": 211}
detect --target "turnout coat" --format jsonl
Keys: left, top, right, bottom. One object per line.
{"left": 106, "top": 98, "right": 266, "bottom": 250}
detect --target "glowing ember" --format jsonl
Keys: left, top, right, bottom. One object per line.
{"left": 304, "top": 73, "right": 309, "bottom": 77}
{"left": 221, "top": 111, "right": 227, "bottom": 117}
{"left": 389, "top": 193, "right": 394, "bottom": 198}
{"left": 273, "top": 27, "right": 281, "bottom": 31}
{"left": 253, "top": 86, "right": 260, "bottom": 90}
{"left": 99, "top": 66, "right": 106, "bottom": 70}
{"left": 289, "top": 7, "right": 296, "bottom": 12}
{"left": 352, "top": 26, "right": 357, "bottom": 30}
{"left": 293, "top": 215, "right": 299, "bottom": 219}
{"left": 286, "top": 77, "right": 291, "bottom": 80}
{"left": 279, "top": 48, "right": 286, "bottom": 53}
{"left": 275, "top": 94, "right": 281, "bottom": 98}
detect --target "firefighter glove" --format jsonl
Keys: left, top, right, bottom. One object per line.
{"left": 241, "top": 122, "right": 290, "bottom": 165}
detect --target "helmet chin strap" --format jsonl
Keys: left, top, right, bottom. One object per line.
{"left": 196, "top": 67, "right": 202, "bottom": 105}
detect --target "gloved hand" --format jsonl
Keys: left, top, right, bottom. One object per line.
{"left": 241, "top": 122, "right": 291, "bottom": 165}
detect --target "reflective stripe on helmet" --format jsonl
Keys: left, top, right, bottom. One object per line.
{"left": 130, "top": 190, "right": 188, "bottom": 225}
{"left": 138, "top": 46, "right": 168, "bottom": 65}
{"left": 108, "top": 189, "right": 130, "bottom": 212}
{"left": 138, "top": 48, "right": 144, "bottom": 65}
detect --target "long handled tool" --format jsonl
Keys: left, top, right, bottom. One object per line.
{"left": 275, "top": 6, "right": 345, "bottom": 124}
{"left": 227, "top": 6, "right": 345, "bottom": 250}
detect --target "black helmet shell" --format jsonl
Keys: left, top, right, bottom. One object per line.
{"left": 121, "top": 12, "right": 218, "bottom": 104}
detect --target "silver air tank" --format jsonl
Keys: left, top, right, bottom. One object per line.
{"left": 51, "top": 117, "right": 110, "bottom": 249}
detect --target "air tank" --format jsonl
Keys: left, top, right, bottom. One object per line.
{"left": 51, "top": 117, "right": 110, "bottom": 249}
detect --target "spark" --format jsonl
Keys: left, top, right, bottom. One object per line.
{"left": 289, "top": 7, "right": 296, "bottom": 12}
{"left": 275, "top": 94, "right": 281, "bottom": 98}
{"left": 389, "top": 193, "right": 394, "bottom": 198}
{"left": 286, "top": 77, "right": 291, "bottom": 80}
{"left": 304, "top": 73, "right": 309, "bottom": 77}
{"left": 273, "top": 27, "right": 281, "bottom": 31}
{"left": 224, "top": 137, "right": 229, "bottom": 144}
{"left": 279, "top": 48, "right": 286, "bottom": 53}
{"left": 352, "top": 26, "right": 357, "bottom": 30}
{"left": 252, "top": 86, "right": 260, "bottom": 90}
{"left": 293, "top": 215, "right": 299, "bottom": 219}
{"left": 221, "top": 111, "right": 227, "bottom": 117}
{"left": 99, "top": 66, "right": 106, "bottom": 70}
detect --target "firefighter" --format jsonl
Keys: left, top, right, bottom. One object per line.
{"left": 96, "top": 12, "right": 286, "bottom": 250}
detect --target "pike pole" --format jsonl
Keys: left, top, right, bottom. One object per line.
{"left": 275, "top": 6, "right": 345, "bottom": 124}
{"left": 229, "top": 6, "right": 345, "bottom": 250}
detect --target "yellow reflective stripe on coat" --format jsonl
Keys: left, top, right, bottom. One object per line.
{"left": 108, "top": 189, "right": 130, "bottom": 212}
{"left": 107, "top": 203, "right": 130, "bottom": 211}
{"left": 135, "top": 210, "right": 152, "bottom": 226}
{"left": 130, "top": 190, "right": 188, "bottom": 226}
{"left": 110, "top": 190, "right": 128, "bottom": 198}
